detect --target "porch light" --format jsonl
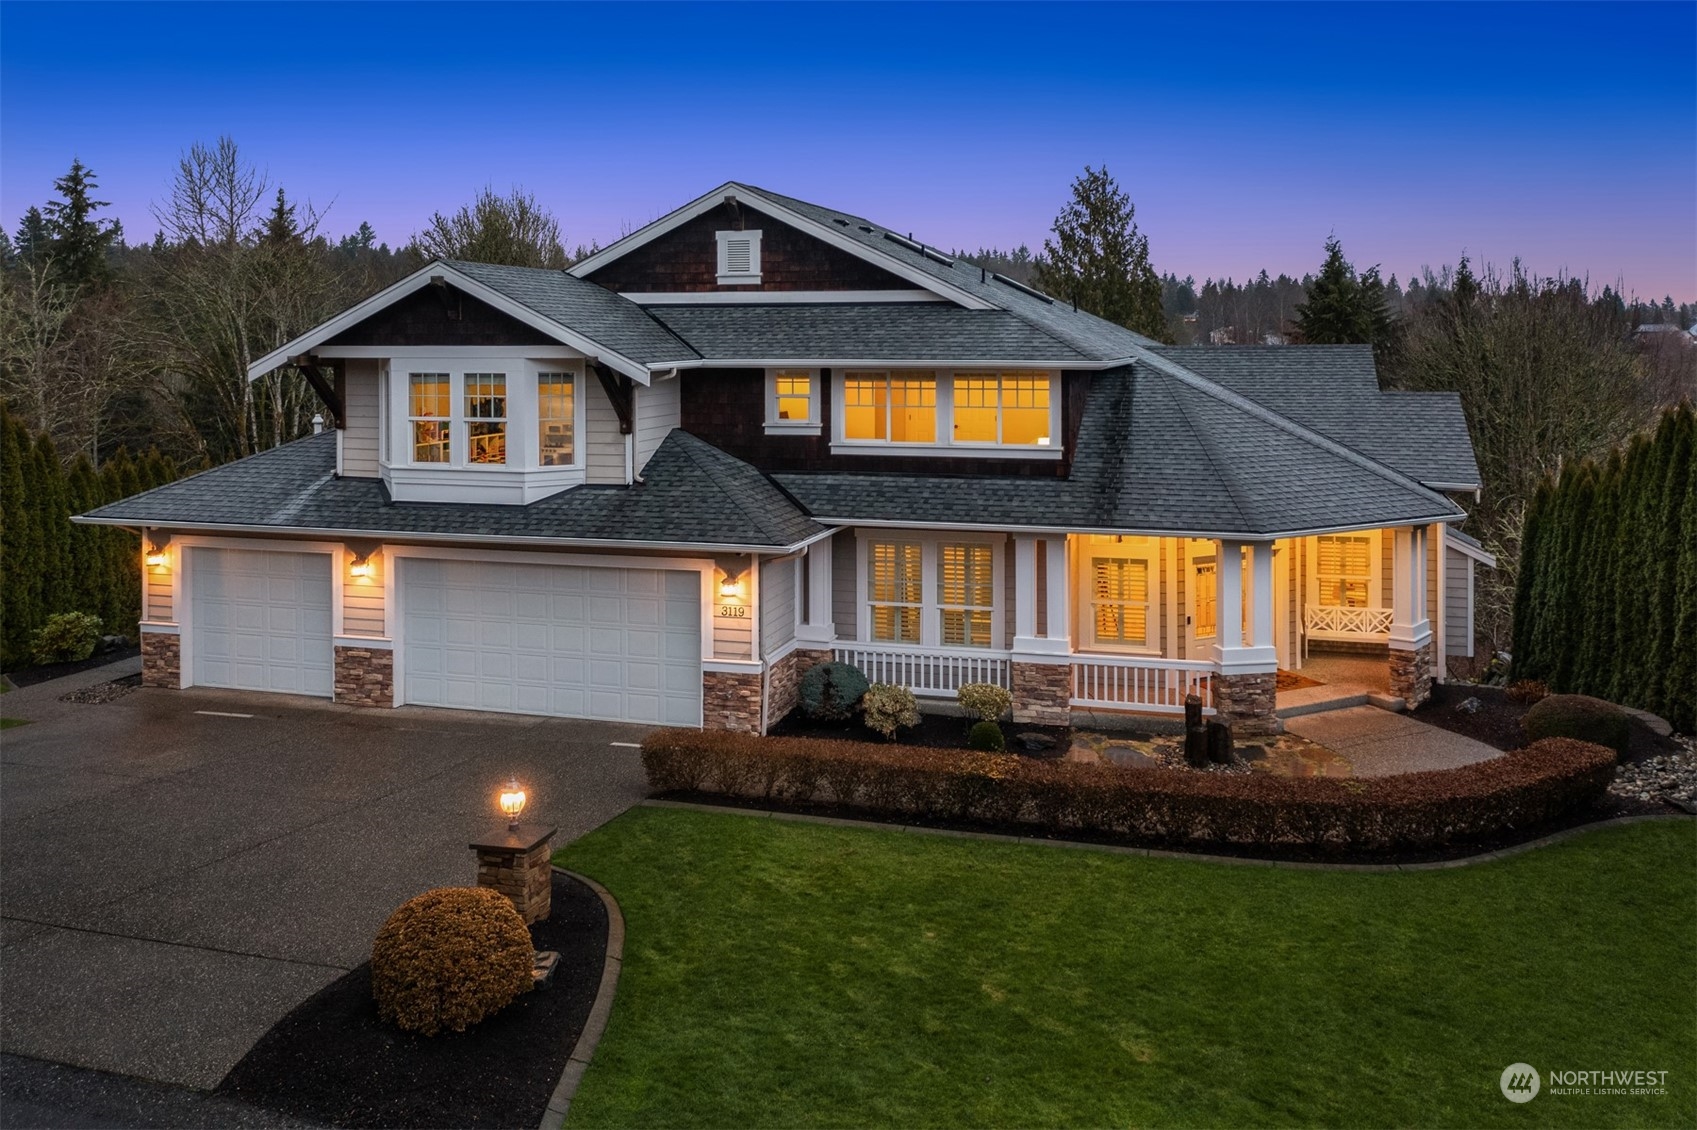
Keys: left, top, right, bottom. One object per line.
{"left": 145, "top": 539, "right": 169, "bottom": 569}
{"left": 719, "top": 569, "right": 744, "bottom": 599}
{"left": 499, "top": 778, "right": 527, "bottom": 831}
{"left": 349, "top": 550, "right": 375, "bottom": 579}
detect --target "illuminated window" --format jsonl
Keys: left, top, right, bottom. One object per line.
{"left": 843, "top": 371, "right": 936, "bottom": 442}
{"left": 464, "top": 373, "right": 506, "bottom": 465}
{"left": 1092, "top": 557, "right": 1149, "bottom": 646}
{"left": 766, "top": 368, "right": 815, "bottom": 429}
{"left": 939, "top": 544, "right": 995, "bottom": 647}
{"left": 537, "top": 372, "right": 575, "bottom": 466}
{"left": 953, "top": 372, "right": 1051, "bottom": 445}
{"left": 409, "top": 373, "right": 451, "bottom": 463}
{"left": 1316, "top": 535, "right": 1373, "bottom": 607}
{"left": 868, "top": 541, "right": 923, "bottom": 643}
{"left": 1193, "top": 559, "right": 1217, "bottom": 639}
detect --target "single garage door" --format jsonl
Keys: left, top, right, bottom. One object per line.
{"left": 190, "top": 547, "right": 334, "bottom": 696}
{"left": 401, "top": 558, "right": 702, "bottom": 724}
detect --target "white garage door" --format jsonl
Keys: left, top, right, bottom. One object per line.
{"left": 401, "top": 559, "right": 702, "bottom": 724}
{"left": 190, "top": 547, "right": 334, "bottom": 696}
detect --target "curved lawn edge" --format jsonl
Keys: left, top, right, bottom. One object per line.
{"left": 538, "top": 867, "right": 626, "bottom": 1130}
{"left": 641, "top": 798, "right": 1693, "bottom": 872}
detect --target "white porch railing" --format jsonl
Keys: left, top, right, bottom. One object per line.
{"left": 1304, "top": 606, "right": 1393, "bottom": 638}
{"left": 1071, "top": 655, "right": 1216, "bottom": 713}
{"left": 833, "top": 644, "right": 1011, "bottom": 697}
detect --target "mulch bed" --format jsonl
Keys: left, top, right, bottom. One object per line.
{"left": 216, "top": 872, "right": 607, "bottom": 1129}
{"left": 1413, "top": 682, "right": 1683, "bottom": 762}
{"left": 2, "top": 644, "right": 141, "bottom": 688}
{"left": 770, "top": 707, "right": 1072, "bottom": 754}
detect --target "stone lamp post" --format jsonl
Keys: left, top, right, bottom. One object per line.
{"left": 471, "top": 778, "right": 555, "bottom": 924}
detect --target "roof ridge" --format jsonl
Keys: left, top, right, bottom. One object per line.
{"left": 1128, "top": 343, "right": 1461, "bottom": 516}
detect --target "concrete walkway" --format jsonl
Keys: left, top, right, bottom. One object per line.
{"left": 1283, "top": 705, "right": 1501, "bottom": 777}
{"left": 0, "top": 662, "right": 649, "bottom": 1092}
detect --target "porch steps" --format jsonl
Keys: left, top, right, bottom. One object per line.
{"left": 1277, "top": 683, "right": 1406, "bottom": 720}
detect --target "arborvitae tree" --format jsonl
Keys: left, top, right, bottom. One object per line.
{"left": 1648, "top": 407, "right": 1693, "bottom": 721}
{"left": 1511, "top": 478, "right": 1550, "bottom": 674}
{"left": 65, "top": 453, "right": 106, "bottom": 625}
{"left": 1671, "top": 407, "right": 1697, "bottom": 731}
{"left": 1031, "top": 166, "right": 1167, "bottom": 340}
{"left": 43, "top": 159, "right": 120, "bottom": 291}
{"left": 1, "top": 409, "right": 42, "bottom": 665}
{"left": 29, "top": 434, "right": 70, "bottom": 617}
{"left": 1579, "top": 450, "right": 1623, "bottom": 698}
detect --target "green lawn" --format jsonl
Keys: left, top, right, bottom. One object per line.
{"left": 0, "top": 716, "right": 28, "bottom": 729}
{"left": 554, "top": 808, "right": 1695, "bottom": 1128}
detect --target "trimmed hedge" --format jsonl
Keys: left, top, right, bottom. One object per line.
{"left": 1524, "top": 694, "right": 1633, "bottom": 759}
{"left": 642, "top": 730, "right": 1616, "bottom": 851}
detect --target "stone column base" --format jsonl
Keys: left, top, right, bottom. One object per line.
{"left": 140, "top": 631, "right": 181, "bottom": 689}
{"left": 765, "top": 648, "right": 832, "bottom": 728}
{"left": 1011, "top": 661, "right": 1071, "bottom": 726}
{"left": 471, "top": 825, "right": 556, "bottom": 924}
{"left": 703, "top": 669, "right": 763, "bottom": 732}
{"left": 1389, "top": 642, "right": 1434, "bottom": 708}
{"left": 1213, "top": 670, "right": 1281, "bottom": 735}
{"left": 334, "top": 645, "right": 394, "bottom": 707}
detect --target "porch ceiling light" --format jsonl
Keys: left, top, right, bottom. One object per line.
{"left": 499, "top": 777, "right": 527, "bottom": 831}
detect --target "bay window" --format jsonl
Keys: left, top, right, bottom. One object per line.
{"left": 537, "top": 371, "right": 575, "bottom": 466}
{"left": 409, "top": 373, "right": 451, "bottom": 463}
{"left": 465, "top": 373, "right": 507, "bottom": 464}
{"left": 862, "top": 534, "right": 1002, "bottom": 648}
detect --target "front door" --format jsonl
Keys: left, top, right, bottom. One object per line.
{"left": 1185, "top": 541, "right": 1217, "bottom": 658}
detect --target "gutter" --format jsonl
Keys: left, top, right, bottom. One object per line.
{"left": 70, "top": 513, "right": 832, "bottom": 557}
{"left": 802, "top": 513, "right": 1466, "bottom": 542}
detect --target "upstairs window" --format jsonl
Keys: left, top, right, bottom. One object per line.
{"left": 537, "top": 372, "right": 576, "bottom": 466}
{"left": 1316, "top": 535, "right": 1373, "bottom": 607}
{"left": 843, "top": 371, "right": 937, "bottom": 443}
{"left": 464, "top": 372, "right": 507, "bottom": 464}
{"left": 953, "top": 372, "right": 1051, "bottom": 445}
{"left": 715, "top": 229, "right": 763, "bottom": 285}
{"left": 409, "top": 373, "right": 451, "bottom": 463}
{"left": 765, "top": 368, "right": 818, "bottom": 433}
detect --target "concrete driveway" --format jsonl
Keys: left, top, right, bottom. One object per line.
{"left": 0, "top": 661, "right": 650, "bottom": 1092}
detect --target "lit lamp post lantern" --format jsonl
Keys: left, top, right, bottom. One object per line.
{"left": 499, "top": 778, "right": 527, "bottom": 831}
{"left": 471, "top": 777, "right": 556, "bottom": 927}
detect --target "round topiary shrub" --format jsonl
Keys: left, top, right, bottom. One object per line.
{"left": 1523, "top": 694, "right": 1632, "bottom": 760}
{"left": 967, "top": 720, "right": 1007, "bottom": 752}
{"left": 30, "top": 612, "right": 103, "bottom": 664}
{"left": 861, "top": 682, "right": 920, "bottom": 740}
{"left": 371, "top": 887, "right": 534, "bottom": 1036}
{"left": 957, "top": 682, "right": 1012, "bottom": 722}
{"left": 799, "top": 661, "right": 870, "bottom": 722}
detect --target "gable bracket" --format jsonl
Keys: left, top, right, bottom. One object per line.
{"left": 290, "top": 354, "right": 345, "bottom": 429}
{"left": 591, "top": 360, "right": 634, "bottom": 435}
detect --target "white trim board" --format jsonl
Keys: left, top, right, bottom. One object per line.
{"left": 568, "top": 183, "right": 996, "bottom": 311}
{"left": 246, "top": 261, "right": 657, "bottom": 384}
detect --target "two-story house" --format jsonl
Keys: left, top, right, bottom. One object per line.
{"left": 78, "top": 182, "right": 1493, "bottom": 735}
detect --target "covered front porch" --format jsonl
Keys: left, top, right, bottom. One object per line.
{"left": 784, "top": 524, "right": 1442, "bottom": 732}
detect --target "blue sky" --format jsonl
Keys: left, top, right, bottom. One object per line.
{"left": 2, "top": 1, "right": 1693, "bottom": 299}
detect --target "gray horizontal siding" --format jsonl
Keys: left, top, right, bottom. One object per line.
{"left": 1445, "top": 545, "right": 1473, "bottom": 656}
{"left": 761, "top": 555, "right": 797, "bottom": 657}
{"left": 340, "top": 359, "right": 380, "bottom": 478}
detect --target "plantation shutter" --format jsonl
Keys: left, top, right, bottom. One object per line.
{"left": 868, "top": 541, "right": 922, "bottom": 643}
{"left": 1316, "top": 535, "right": 1372, "bottom": 607}
{"left": 1092, "top": 557, "right": 1149, "bottom": 645}
{"left": 938, "top": 543, "right": 994, "bottom": 647}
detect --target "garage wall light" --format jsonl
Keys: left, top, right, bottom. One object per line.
{"left": 144, "top": 537, "right": 170, "bottom": 569}
{"left": 348, "top": 548, "right": 377, "bottom": 580}
{"left": 719, "top": 568, "right": 744, "bottom": 599}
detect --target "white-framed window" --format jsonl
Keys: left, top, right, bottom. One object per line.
{"left": 1080, "top": 535, "right": 1157, "bottom": 651}
{"left": 537, "top": 371, "right": 576, "bottom": 466}
{"left": 1313, "top": 533, "right": 1376, "bottom": 607}
{"left": 464, "top": 372, "right": 507, "bottom": 465}
{"left": 715, "top": 229, "right": 763, "bottom": 285}
{"left": 834, "top": 369, "right": 1060, "bottom": 457}
{"left": 409, "top": 372, "right": 452, "bottom": 463}
{"left": 765, "top": 368, "right": 819, "bottom": 434}
{"left": 859, "top": 532, "right": 1003, "bottom": 649}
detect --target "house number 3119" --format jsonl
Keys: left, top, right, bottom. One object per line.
{"left": 717, "top": 605, "right": 748, "bottom": 618}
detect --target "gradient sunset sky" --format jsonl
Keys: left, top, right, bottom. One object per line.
{"left": 3, "top": 1, "right": 1693, "bottom": 300}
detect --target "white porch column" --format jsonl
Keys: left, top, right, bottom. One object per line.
{"left": 796, "top": 537, "right": 836, "bottom": 645}
{"left": 1389, "top": 525, "right": 1432, "bottom": 650}
{"left": 1043, "top": 537, "right": 1070, "bottom": 650}
{"left": 1213, "top": 539, "right": 1278, "bottom": 674}
{"left": 1013, "top": 535, "right": 1038, "bottom": 644}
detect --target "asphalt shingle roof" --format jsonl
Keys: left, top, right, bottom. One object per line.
{"left": 82, "top": 430, "right": 823, "bottom": 549}
{"left": 774, "top": 364, "right": 1464, "bottom": 537}
{"left": 445, "top": 259, "right": 700, "bottom": 367}
{"left": 1152, "top": 345, "right": 1482, "bottom": 490}
{"left": 647, "top": 304, "right": 1092, "bottom": 363}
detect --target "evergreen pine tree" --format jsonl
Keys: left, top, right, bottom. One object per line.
{"left": 12, "top": 206, "right": 50, "bottom": 265}
{"left": 1294, "top": 238, "right": 1365, "bottom": 343}
{"left": 43, "top": 159, "right": 119, "bottom": 291}
{"left": 1031, "top": 166, "right": 1167, "bottom": 340}
{"left": 260, "top": 188, "right": 300, "bottom": 248}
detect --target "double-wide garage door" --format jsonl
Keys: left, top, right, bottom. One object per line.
{"left": 190, "top": 547, "right": 335, "bottom": 696}
{"left": 401, "top": 558, "right": 703, "bottom": 725}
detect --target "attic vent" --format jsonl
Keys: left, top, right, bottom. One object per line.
{"left": 991, "top": 272, "right": 1054, "bottom": 304}
{"left": 715, "top": 229, "right": 763, "bottom": 285}
{"left": 883, "top": 230, "right": 955, "bottom": 266}
{"left": 832, "top": 217, "right": 850, "bottom": 226}
{"left": 857, "top": 224, "right": 874, "bottom": 233}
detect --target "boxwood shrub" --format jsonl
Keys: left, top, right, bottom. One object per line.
{"left": 642, "top": 730, "right": 1615, "bottom": 851}
{"left": 1523, "top": 694, "right": 1633, "bottom": 759}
